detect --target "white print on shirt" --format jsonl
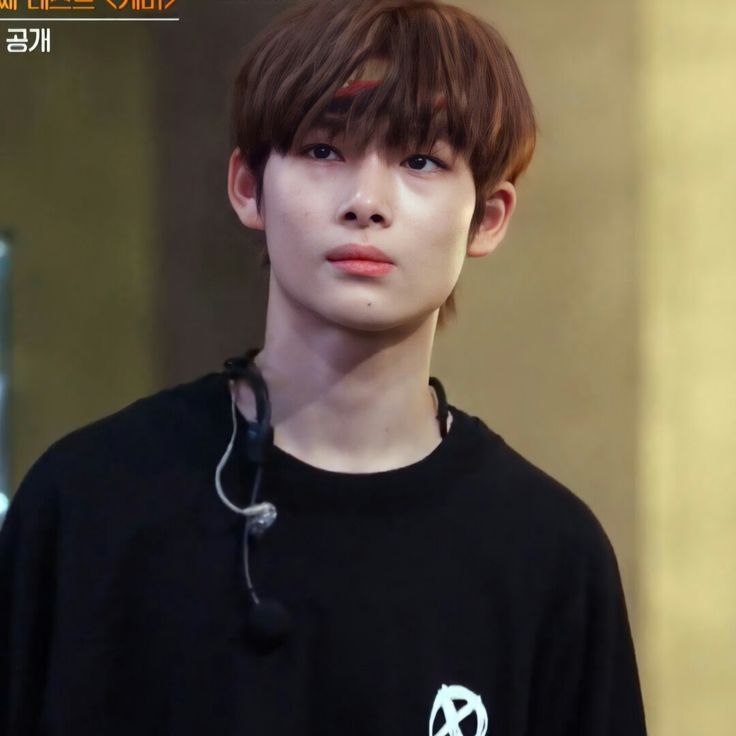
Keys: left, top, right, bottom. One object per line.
{"left": 429, "top": 683, "right": 488, "bottom": 736}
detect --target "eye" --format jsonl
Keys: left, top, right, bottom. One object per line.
{"left": 404, "top": 154, "right": 447, "bottom": 172}
{"left": 301, "top": 143, "right": 448, "bottom": 172}
{"left": 302, "top": 143, "right": 340, "bottom": 161}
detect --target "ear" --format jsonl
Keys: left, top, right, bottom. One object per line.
{"left": 227, "top": 147, "right": 266, "bottom": 231}
{"left": 466, "top": 181, "right": 517, "bottom": 258}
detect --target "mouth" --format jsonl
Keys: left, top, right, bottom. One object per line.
{"left": 325, "top": 243, "right": 394, "bottom": 264}
{"left": 328, "top": 259, "right": 395, "bottom": 277}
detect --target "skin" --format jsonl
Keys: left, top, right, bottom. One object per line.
{"left": 226, "top": 125, "right": 516, "bottom": 473}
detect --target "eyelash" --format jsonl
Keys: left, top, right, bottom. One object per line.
{"left": 300, "top": 143, "right": 448, "bottom": 171}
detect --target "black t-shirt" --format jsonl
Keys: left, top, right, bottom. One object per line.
{"left": 0, "top": 372, "right": 647, "bottom": 735}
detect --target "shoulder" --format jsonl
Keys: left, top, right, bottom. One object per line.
{"left": 460, "top": 411, "right": 599, "bottom": 530}
{"left": 51, "top": 372, "right": 224, "bottom": 468}
{"left": 458, "top": 410, "right": 619, "bottom": 587}
{"left": 10, "top": 372, "right": 227, "bottom": 513}
{"left": 54, "top": 372, "right": 223, "bottom": 459}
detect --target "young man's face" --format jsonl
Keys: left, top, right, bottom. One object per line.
{"left": 231, "top": 125, "right": 499, "bottom": 334}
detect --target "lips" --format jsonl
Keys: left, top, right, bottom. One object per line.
{"left": 325, "top": 243, "right": 394, "bottom": 264}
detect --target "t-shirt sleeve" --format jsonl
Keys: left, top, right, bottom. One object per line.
{"left": 530, "top": 514, "right": 648, "bottom": 736}
{"left": 0, "top": 448, "right": 60, "bottom": 736}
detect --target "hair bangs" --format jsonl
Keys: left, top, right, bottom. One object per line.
{"left": 284, "top": 11, "right": 481, "bottom": 166}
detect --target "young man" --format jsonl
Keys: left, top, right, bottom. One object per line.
{"left": 1, "top": 0, "right": 647, "bottom": 734}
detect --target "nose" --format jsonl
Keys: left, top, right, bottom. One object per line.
{"left": 339, "top": 150, "right": 394, "bottom": 228}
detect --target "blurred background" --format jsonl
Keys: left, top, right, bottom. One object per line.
{"left": 1, "top": 0, "right": 734, "bottom": 734}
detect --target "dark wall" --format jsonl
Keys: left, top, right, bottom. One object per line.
{"left": 152, "top": 1, "right": 291, "bottom": 386}
{"left": 3, "top": 3, "right": 289, "bottom": 485}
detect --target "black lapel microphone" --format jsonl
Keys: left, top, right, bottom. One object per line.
{"left": 218, "top": 348, "right": 292, "bottom": 653}
{"left": 216, "top": 348, "right": 450, "bottom": 653}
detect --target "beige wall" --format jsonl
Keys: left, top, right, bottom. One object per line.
{"left": 639, "top": 2, "right": 736, "bottom": 734}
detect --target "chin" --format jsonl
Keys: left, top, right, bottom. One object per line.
{"left": 321, "top": 305, "right": 434, "bottom": 334}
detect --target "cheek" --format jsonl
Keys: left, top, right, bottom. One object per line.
{"left": 263, "top": 182, "right": 321, "bottom": 252}
{"left": 406, "top": 206, "right": 472, "bottom": 293}
{"left": 441, "top": 185, "right": 477, "bottom": 239}
{"left": 413, "top": 196, "right": 473, "bottom": 259}
{"left": 438, "top": 191, "right": 476, "bottom": 259}
{"left": 262, "top": 156, "right": 314, "bottom": 222}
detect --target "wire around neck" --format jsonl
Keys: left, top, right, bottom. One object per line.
{"left": 227, "top": 348, "right": 449, "bottom": 438}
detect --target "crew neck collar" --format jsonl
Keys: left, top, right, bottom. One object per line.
{"left": 211, "top": 371, "right": 483, "bottom": 515}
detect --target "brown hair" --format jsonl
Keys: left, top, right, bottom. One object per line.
{"left": 230, "top": 0, "right": 537, "bottom": 329}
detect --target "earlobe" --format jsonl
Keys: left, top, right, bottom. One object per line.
{"left": 227, "top": 148, "right": 266, "bottom": 231}
{"left": 466, "top": 181, "right": 517, "bottom": 258}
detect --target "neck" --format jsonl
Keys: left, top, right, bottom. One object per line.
{"left": 231, "top": 299, "right": 452, "bottom": 473}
